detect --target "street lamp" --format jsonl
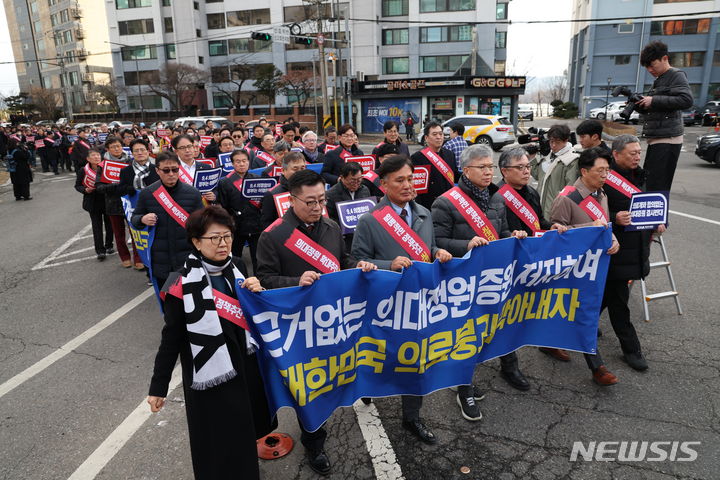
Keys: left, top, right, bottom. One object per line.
{"left": 107, "top": 41, "right": 145, "bottom": 123}
{"left": 604, "top": 77, "right": 612, "bottom": 120}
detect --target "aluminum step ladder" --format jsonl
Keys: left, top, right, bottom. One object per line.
{"left": 638, "top": 235, "right": 682, "bottom": 322}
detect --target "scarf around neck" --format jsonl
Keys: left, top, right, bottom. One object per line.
{"left": 462, "top": 174, "right": 490, "bottom": 212}
{"left": 132, "top": 160, "right": 150, "bottom": 190}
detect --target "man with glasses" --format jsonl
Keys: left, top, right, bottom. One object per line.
{"left": 528, "top": 124, "right": 580, "bottom": 220}
{"left": 231, "top": 127, "right": 247, "bottom": 148}
{"left": 299, "top": 130, "right": 324, "bottom": 164}
{"left": 131, "top": 152, "right": 204, "bottom": 290}
{"left": 326, "top": 161, "right": 372, "bottom": 250}
{"left": 410, "top": 122, "right": 459, "bottom": 210}
{"left": 260, "top": 151, "right": 307, "bottom": 228}
{"left": 256, "top": 169, "right": 376, "bottom": 475}
{"left": 430, "top": 145, "right": 529, "bottom": 421}
{"left": 321, "top": 124, "right": 364, "bottom": 185}
{"left": 171, "top": 134, "right": 216, "bottom": 204}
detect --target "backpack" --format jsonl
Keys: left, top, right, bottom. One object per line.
{"left": 5, "top": 149, "right": 17, "bottom": 173}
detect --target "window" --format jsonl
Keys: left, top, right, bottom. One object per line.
{"left": 163, "top": 17, "right": 173, "bottom": 33}
{"left": 115, "top": 0, "right": 152, "bottom": 8}
{"left": 614, "top": 55, "right": 631, "bottom": 65}
{"left": 162, "top": 0, "right": 171, "bottom": 5}
{"left": 121, "top": 45, "right": 157, "bottom": 60}
{"left": 50, "top": 14, "right": 58, "bottom": 26}
{"left": 196, "top": 29, "right": 202, "bottom": 38}
{"left": 198, "top": 56, "right": 204, "bottom": 64}
{"left": 213, "top": 93, "right": 232, "bottom": 108}
{"left": 226, "top": 8, "right": 271, "bottom": 27}
{"left": 382, "top": 0, "right": 408, "bottom": 16}
{"left": 383, "top": 57, "right": 409, "bottom": 74}
{"left": 119, "top": 19, "right": 154, "bottom": 35}
{"left": 496, "top": 3, "right": 507, "bottom": 20}
{"left": 382, "top": 28, "right": 409, "bottom": 45}
{"left": 654, "top": 0, "right": 696, "bottom": 3}
{"left": 69, "top": 71, "right": 79, "bottom": 86}
{"left": 165, "top": 44, "right": 176, "bottom": 59}
{"left": 668, "top": 51, "right": 704, "bottom": 68}
{"left": 420, "top": 25, "right": 471, "bottom": 42}
{"left": 714, "top": 51, "right": 720, "bottom": 67}
{"left": 60, "top": 9, "right": 69, "bottom": 22}
{"left": 708, "top": 84, "right": 720, "bottom": 100}
{"left": 128, "top": 95, "right": 163, "bottom": 110}
{"left": 284, "top": 4, "right": 332, "bottom": 22}
{"left": 211, "top": 66, "right": 229, "bottom": 83}
{"left": 420, "top": 54, "right": 468, "bottom": 72}
{"left": 495, "top": 31, "right": 506, "bottom": 48}
{"left": 494, "top": 60, "right": 505, "bottom": 75}
{"left": 420, "top": 0, "right": 475, "bottom": 13}
{"left": 63, "top": 30, "right": 73, "bottom": 43}
{"left": 206, "top": 0, "right": 223, "bottom": 2}
{"left": 209, "top": 40, "right": 227, "bottom": 56}
{"left": 651, "top": 18, "right": 711, "bottom": 35}
{"left": 207, "top": 13, "right": 225, "bottom": 29}
{"left": 30, "top": 1, "right": 38, "bottom": 14}
{"left": 37, "top": 39, "right": 45, "bottom": 51}
{"left": 228, "top": 37, "right": 272, "bottom": 54}
{"left": 617, "top": 23, "right": 634, "bottom": 34}
{"left": 124, "top": 70, "right": 160, "bottom": 86}
{"left": 194, "top": 1, "right": 199, "bottom": 9}
{"left": 34, "top": 20, "right": 42, "bottom": 32}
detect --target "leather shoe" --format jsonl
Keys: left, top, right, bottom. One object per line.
{"left": 402, "top": 418, "right": 437, "bottom": 445}
{"left": 307, "top": 450, "right": 331, "bottom": 475}
{"left": 500, "top": 368, "right": 530, "bottom": 391}
{"left": 539, "top": 347, "right": 571, "bottom": 362}
{"left": 360, "top": 397, "right": 372, "bottom": 405}
{"left": 593, "top": 366, "right": 618, "bottom": 386}
{"left": 623, "top": 352, "right": 648, "bottom": 371}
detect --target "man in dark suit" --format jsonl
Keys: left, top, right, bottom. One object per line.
{"left": 326, "top": 161, "right": 372, "bottom": 251}
{"left": 410, "top": 122, "right": 459, "bottom": 210}
{"left": 259, "top": 151, "right": 306, "bottom": 229}
{"left": 352, "top": 155, "right": 452, "bottom": 445}
{"left": 256, "top": 169, "right": 376, "bottom": 474}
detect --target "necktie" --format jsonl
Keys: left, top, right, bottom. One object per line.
{"left": 306, "top": 223, "right": 314, "bottom": 233}
{"left": 399, "top": 208, "right": 409, "bottom": 225}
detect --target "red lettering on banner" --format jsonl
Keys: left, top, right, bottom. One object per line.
{"left": 345, "top": 155, "right": 375, "bottom": 174}
{"left": 371, "top": 206, "right": 431, "bottom": 262}
{"left": 274, "top": 192, "right": 292, "bottom": 218}
{"left": 99, "top": 160, "right": 126, "bottom": 184}
{"left": 605, "top": 170, "right": 641, "bottom": 198}
{"left": 152, "top": 185, "right": 190, "bottom": 227}
{"left": 82, "top": 163, "right": 96, "bottom": 190}
{"left": 441, "top": 187, "right": 499, "bottom": 241}
{"left": 283, "top": 229, "right": 340, "bottom": 274}
{"left": 497, "top": 184, "right": 541, "bottom": 233}
{"left": 421, "top": 147, "right": 454, "bottom": 186}
{"left": 413, "top": 166, "right": 430, "bottom": 194}
{"left": 200, "top": 136, "right": 212, "bottom": 147}
{"left": 213, "top": 289, "right": 249, "bottom": 330}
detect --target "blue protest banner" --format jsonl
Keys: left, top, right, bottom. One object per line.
{"left": 122, "top": 193, "right": 160, "bottom": 304}
{"left": 193, "top": 167, "right": 223, "bottom": 193}
{"left": 218, "top": 152, "right": 234, "bottom": 173}
{"left": 335, "top": 198, "right": 377, "bottom": 234}
{"left": 236, "top": 226, "right": 612, "bottom": 431}
{"left": 122, "top": 147, "right": 134, "bottom": 161}
{"left": 249, "top": 162, "right": 322, "bottom": 177}
{"left": 242, "top": 178, "right": 278, "bottom": 199}
{"left": 626, "top": 192, "right": 668, "bottom": 231}
{"left": 98, "top": 132, "right": 109, "bottom": 143}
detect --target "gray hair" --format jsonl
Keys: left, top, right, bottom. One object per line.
{"left": 282, "top": 150, "right": 305, "bottom": 168}
{"left": 498, "top": 147, "right": 528, "bottom": 170}
{"left": 612, "top": 134, "right": 640, "bottom": 153}
{"left": 273, "top": 140, "right": 290, "bottom": 153}
{"left": 302, "top": 130, "right": 318, "bottom": 142}
{"left": 460, "top": 144, "right": 494, "bottom": 169}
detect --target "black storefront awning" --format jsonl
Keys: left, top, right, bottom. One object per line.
{"left": 353, "top": 76, "right": 526, "bottom": 98}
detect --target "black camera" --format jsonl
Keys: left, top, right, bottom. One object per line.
{"left": 612, "top": 86, "right": 644, "bottom": 120}
{"left": 517, "top": 127, "right": 551, "bottom": 157}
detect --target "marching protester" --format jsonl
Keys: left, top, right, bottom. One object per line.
{"left": 75, "top": 149, "right": 113, "bottom": 260}
{"left": 431, "top": 145, "right": 530, "bottom": 421}
{"left": 259, "top": 151, "right": 307, "bottom": 228}
{"left": 216, "top": 149, "right": 263, "bottom": 273}
{"left": 549, "top": 147, "right": 620, "bottom": 386}
{"left": 371, "top": 120, "right": 410, "bottom": 160}
{"left": 171, "top": 134, "right": 216, "bottom": 204}
{"left": 602, "top": 134, "right": 665, "bottom": 370}
{"left": 529, "top": 124, "right": 579, "bottom": 220}
{"left": 352, "top": 155, "right": 453, "bottom": 445}
{"left": 362, "top": 142, "right": 397, "bottom": 198}
{"left": 7, "top": 137, "right": 34, "bottom": 201}
{"left": 260, "top": 140, "right": 291, "bottom": 178}
{"left": 410, "top": 122, "right": 459, "bottom": 210}
{"left": 70, "top": 127, "right": 92, "bottom": 171}
{"left": 443, "top": 122, "right": 468, "bottom": 171}
{"left": 40, "top": 128, "right": 61, "bottom": 175}
{"left": 317, "top": 126, "right": 338, "bottom": 154}
{"left": 256, "top": 169, "right": 376, "bottom": 475}
{"left": 326, "top": 161, "right": 372, "bottom": 250}
{"left": 131, "top": 152, "right": 204, "bottom": 290}
{"left": 147, "top": 205, "right": 275, "bottom": 480}
{"left": 118, "top": 138, "right": 159, "bottom": 198}
{"left": 250, "top": 133, "right": 278, "bottom": 169}
{"left": 103, "top": 136, "right": 129, "bottom": 163}
{"left": 299, "top": 130, "right": 324, "bottom": 164}
{"left": 575, "top": 119, "right": 610, "bottom": 153}
{"left": 321, "top": 124, "right": 363, "bottom": 185}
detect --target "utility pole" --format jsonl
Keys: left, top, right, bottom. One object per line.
{"left": 57, "top": 55, "right": 72, "bottom": 119}
{"left": 470, "top": 26, "right": 478, "bottom": 75}
{"left": 308, "top": 0, "right": 331, "bottom": 130}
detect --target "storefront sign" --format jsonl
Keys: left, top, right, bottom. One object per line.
{"left": 387, "top": 79, "right": 426, "bottom": 91}
{"left": 469, "top": 77, "right": 526, "bottom": 89}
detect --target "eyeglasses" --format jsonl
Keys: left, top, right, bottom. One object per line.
{"left": 175, "top": 144, "right": 193, "bottom": 151}
{"left": 232, "top": 135, "right": 243, "bottom": 139}
{"left": 340, "top": 133, "right": 355, "bottom": 139}
{"left": 465, "top": 165, "right": 495, "bottom": 172}
{"left": 503, "top": 164, "right": 531, "bottom": 171}
{"left": 292, "top": 195, "right": 327, "bottom": 209}
{"left": 199, "top": 233, "right": 233, "bottom": 245}
{"left": 158, "top": 167, "right": 180, "bottom": 174}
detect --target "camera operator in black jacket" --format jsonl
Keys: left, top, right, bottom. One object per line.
{"left": 636, "top": 41, "right": 693, "bottom": 193}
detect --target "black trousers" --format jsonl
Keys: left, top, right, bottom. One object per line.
{"left": 88, "top": 211, "right": 113, "bottom": 254}
{"left": 13, "top": 183, "right": 30, "bottom": 199}
{"left": 300, "top": 423, "right": 327, "bottom": 452}
{"left": 401, "top": 395, "right": 423, "bottom": 422}
{"left": 644, "top": 142, "right": 682, "bottom": 193}
{"left": 231, "top": 232, "right": 260, "bottom": 275}
{"left": 601, "top": 278, "right": 641, "bottom": 354}
{"left": 458, "top": 352, "right": 519, "bottom": 397}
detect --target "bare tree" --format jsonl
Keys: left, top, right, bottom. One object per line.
{"left": 212, "top": 62, "right": 255, "bottom": 110}
{"left": 146, "top": 63, "right": 209, "bottom": 110}
{"left": 88, "top": 78, "right": 128, "bottom": 114}
{"left": 28, "top": 87, "right": 60, "bottom": 120}
{"left": 278, "top": 69, "right": 317, "bottom": 108}
{"left": 546, "top": 73, "right": 568, "bottom": 104}
{"left": 253, "top": 65, "right": 282, "bottom": 107}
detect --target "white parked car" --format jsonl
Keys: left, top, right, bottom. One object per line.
{"left": 174, "top": 116, "right": 229, "bottom": 130}
{"left": 418, "top": 115, "right": 515, "bottom": 151}
{"left": 589, "top": 102, "right": 639, "bottom": 123}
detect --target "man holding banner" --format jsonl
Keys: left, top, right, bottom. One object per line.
{"left": 171, "top": 134, "right": 216, "bottom": 204}
{"left": 326, "top": 162, "right": 372, "bottom": 251}
{"left": 352, "top": 155, "right": 453, "bottom": 445}
{"left": 131, "top": 153, "right": 204, "bottom": 290}
{"left": 256, "top": 169, "right": 376, "bottom": 475}
{"left": 550, "top": 147, "right": 621, "bottom": 386}
{"left": 410, "top": 122, "right": 459, "bottom": 210}
{"left": 431, "top": 145, "right": 530, "bottom": 421}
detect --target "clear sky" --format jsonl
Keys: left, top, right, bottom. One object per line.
{"left": 0, "top": 0, "right": 573, "bottom": 98}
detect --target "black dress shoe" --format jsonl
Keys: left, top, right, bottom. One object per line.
{"left": 402, "top": 419, "right": 437, "bottom": 445}
{"left": 361, "top": 397, "right": 372, "bottom": 405}
{"left": 597, "top": 328, "right": 603, "bottom": 337}
{"left": 307, "top": 450, "right": 331, "bottom": 475}
{"left": 500, "top": 368, "right": 530, "bottom": 391}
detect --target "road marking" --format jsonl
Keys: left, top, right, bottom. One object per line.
{"left": 32, "top": 225, "right": 93, "bottom": 271}
{"left": 52, "top": 246, "right": 96, "bottom": 260}
{"left": 49, "top": 177, "right": 73, "bottom": 183}
{"left": 0, "top": 288, "right": 154, "bottom": 399}
{"left": 67, "top": 366, "right": 183, "bottom": 480}
{"left": 670, "top": 210, "right": 720, "bottom": 227}
{"left": 353, "top": 400, "right": 404, "bottom": 480}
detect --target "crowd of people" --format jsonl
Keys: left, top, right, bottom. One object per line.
{"left": 1, "top": 39, "right": 690, "bottom": 480}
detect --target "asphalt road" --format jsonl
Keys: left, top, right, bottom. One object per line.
{"left": 1, "top": 125, "right": 718, "bottom": 480}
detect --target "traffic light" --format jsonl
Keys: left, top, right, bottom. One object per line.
{"left": 294, "top": 37, "right": 313, "bottom": 46}
{"left": 251, "top": 32, "right": 272, "bottom": 41}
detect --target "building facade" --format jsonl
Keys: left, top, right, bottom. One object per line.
{"left": 567, "top": 0, "right": 720, "bottom": 118}
{"left": 3, "top": 0, "right": 113, "bottom": 116}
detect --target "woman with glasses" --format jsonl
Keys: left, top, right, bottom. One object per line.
{"left": 75, "top": 149, "right": 114, "bottom": 261}
{"left": 147, "top": 205, "right": 275, "bottom": 480}
{"left": 321, "top": 123, "right": 364, "bottom": 185}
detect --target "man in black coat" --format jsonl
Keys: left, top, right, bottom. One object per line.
{"left": 602, "top": 134, "right": 665, "bottom": 371}
{"left": 70, "top": 127, "right": 92, "bottom": 170}
{"left": 256, "top": 169, "right": 376, "bottom": 475}
{"left": 131, "top": 153, "right": 204, "bottom": 289}
{"left": 321, "top": 124, "right": 363, "bottom": 185}
{"left": 410, "top": 122, "right": 459, "bottom": 210}
{"left": 259, "top": 151, "right": 306, "bottom": 229}
{"left": 326, "top": 161, "right": 372, "bottom": 251}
